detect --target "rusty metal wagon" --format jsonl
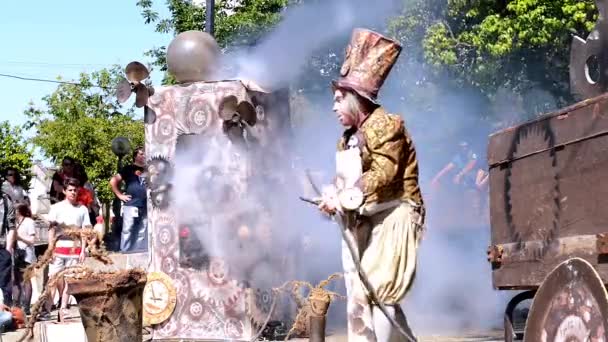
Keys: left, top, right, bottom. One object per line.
{"left": 486, "top": 8, "right": 608, "bottom": 340}
{"left": 487, "top": 92, "right": 608, "bottom": 341}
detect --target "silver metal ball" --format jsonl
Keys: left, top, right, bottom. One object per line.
{"left": 166, "top": 30, "right": 220, "bottom": 83}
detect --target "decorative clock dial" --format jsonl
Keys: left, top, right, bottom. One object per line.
{"left": 338, "top": 187, "right": 364, "bottom": 211}
{"left": 143, "top": 271, "right": 177, "bottom": 326}
{"left": 144, "top": 281, "right": 170, "bottom": 314}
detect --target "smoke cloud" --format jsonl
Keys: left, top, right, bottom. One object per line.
{"left": 219, "top": 0, "right": 400, "bottom": 90}
{"left": 170, "top": 0, "right": 544, "bottom": 336}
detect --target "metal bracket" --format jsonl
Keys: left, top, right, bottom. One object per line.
{"left": 596, "top": 233, "right": 608, "bottom": 254}
{"left": 487, "top": 244, "right": 504, "bottom": 269}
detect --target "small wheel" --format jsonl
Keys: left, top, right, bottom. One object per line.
{"left": 504, "top": 290, "right": 536, "bottom": 341}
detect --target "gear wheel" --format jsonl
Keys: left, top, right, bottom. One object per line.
{"left": 207, "top": 257, "right": 229, "bottom": 285}
{"left": 503, "top": 120, "right": 561, "bottom": 255}
{"left": 161, "top": 256, "right": 177, "bottom": 276}
{"left": 199, "top": 278, "right": 244, "bottom": 309}
{"left": 246, "top": 288, "right": 276, "bottom": 327}
{"left": 184, "top": 298, "right": 207, "bottom": 320}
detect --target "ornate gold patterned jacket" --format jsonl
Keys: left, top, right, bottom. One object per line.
{"left": 337, "top": 107, "right": 423, "bottom": 208}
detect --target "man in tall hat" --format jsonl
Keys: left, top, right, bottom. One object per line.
{"left": 318, "top": 28, "right": 425, "bottom": 342}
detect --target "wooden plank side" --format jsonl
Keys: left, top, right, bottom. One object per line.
{"left": 491, "top": 234, "right": 608, "bottom": 288}
{"left": 487, "top": 93, "right": 608, "bottom": 166}
{"left": 489, "top": 133, "right": 608, "bottom": 245}
{"left": 493, "top": 261, "right": 608, "bottom": 290}
{"left": 490, "top": 233, "right": 608, "bottom": 289}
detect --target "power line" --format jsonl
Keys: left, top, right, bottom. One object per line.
{"left": 0, "top": 60, "right": 109, "bottom": 67}
{"left": 0, "top": 72, "right": 111, "bottom": 89}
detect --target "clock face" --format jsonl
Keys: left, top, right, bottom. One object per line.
{"left": 144, "top": 281, "right": 170, "bottom": 315}
{"left": 143, "top": 272, "right": 177, "bottom": 326}
{"left": 339, "top": 187, "right": 364, "bottom": 210}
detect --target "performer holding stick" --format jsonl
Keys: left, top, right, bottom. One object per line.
{"left": 316, "top": 28, "right": 426, "bottom": 342}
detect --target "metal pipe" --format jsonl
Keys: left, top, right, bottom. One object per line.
{"left": 308, "top": 288, "right": 331, "bottom": 342}
{"left": 205, "top": 0, "right": 215, "bottom": 36}
{"left": 309, "top": 316, "right": 326, "bottom": 342}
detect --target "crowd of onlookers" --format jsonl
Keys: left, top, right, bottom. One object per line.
{"left": 0, "top": 146, "right": 148, "bottom": 331}
{"left": 428, "top": 140, "right": 490, "bottom": 222}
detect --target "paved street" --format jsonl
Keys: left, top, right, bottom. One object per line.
{"left": 0, "top": 314, "right": 505, "bottom": 342}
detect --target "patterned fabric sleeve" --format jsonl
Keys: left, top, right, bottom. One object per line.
{"left": 360, "top": 116, "right": 405, "bottom": 196}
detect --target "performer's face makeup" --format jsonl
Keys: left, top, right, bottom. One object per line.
{"left": 333, "top": 89, "right": 356, "bottom": 127}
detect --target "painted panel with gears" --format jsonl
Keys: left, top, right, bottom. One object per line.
{"left": 114, "top": 29, "right": 299, "bottom": 340}
{"left": 144, "top": 79, "right": 294, "bottom": 340}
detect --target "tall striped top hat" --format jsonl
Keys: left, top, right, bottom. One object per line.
{"left": 332, "top": 28, "right": 402, "bottom": 104}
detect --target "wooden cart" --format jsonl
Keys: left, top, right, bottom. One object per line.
{"left": 487, "top": 92, "right": 608, "bottom": 341}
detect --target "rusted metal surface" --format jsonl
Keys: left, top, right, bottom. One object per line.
{"left": 523, "top": 258, "right": 608, "bottom": 341}
{"left": 487, "top": 92, "right": 608, "bottom": 289}
{"left": 486, "top": 245, "right": 503, "bottom": 268}
{"left": 309, "top": 288, "right": 331, "bottom": 342}
{"left": 310, "top": 317, "right": 326, "bottom": 342}
{"left": 67, "top": 269, "right": 147, "bottom": 342}
{"left": 596, "top": 233, "right": 608, "bottom": 254}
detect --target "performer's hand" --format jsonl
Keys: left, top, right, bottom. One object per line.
{"left": 318, "top": 199, "right": 337, "bottom": 215}
{"left": 453, "top": 173, "right": 463, "bottom": 185}
{"left": 317, "top": 185, "right": 339, "bottom": 215}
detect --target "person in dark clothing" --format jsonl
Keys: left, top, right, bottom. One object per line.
{"left": 49, "top": 157, "right": 75, "bottom": 204}
{"left": 0, "top": 193, "right": 15, "bottom": 239}
{"left": 109, "top": 147, "right": 148, "bottom": 252}
{"left": 1, "top": 168, "right": 29, "bottom": 206}
{"left": 0, "top": 248, "right": 12, "bottom": 307}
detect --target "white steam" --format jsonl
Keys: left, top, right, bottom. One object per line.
{"left": 170, "top": 0, "right": 533, "bottom": 336}
{"left": 219, "top": 0, "right": 399, "bottom": 89}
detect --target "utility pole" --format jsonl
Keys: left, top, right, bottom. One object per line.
{"left": 206, "top": 0, "right": 215, "bottom": 36}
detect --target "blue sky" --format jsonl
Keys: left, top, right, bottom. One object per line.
{"left": 0, "top": 1, "right": 172, "bottom": 129}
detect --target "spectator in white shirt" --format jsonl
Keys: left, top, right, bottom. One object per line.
{"left": 44, "top": 177, "right": 90, "bottom": 322}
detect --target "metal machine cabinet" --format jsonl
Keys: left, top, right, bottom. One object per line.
{"left": 144, "top": 79, "right": 293, "bottom": 340}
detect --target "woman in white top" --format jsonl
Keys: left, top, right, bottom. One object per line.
{"left": 7, "top": 203, "right": 36, "bottom": 315}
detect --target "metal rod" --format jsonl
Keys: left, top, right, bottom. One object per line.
{"left": 205, "top": 0, "right": 215, "bottom": 36}
{"left": 309, "top": 316, "right": 326, "bottom": 342}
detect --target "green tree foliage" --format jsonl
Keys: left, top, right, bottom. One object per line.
{"left": 0, "top": 121, "right": 33, "bottom": 187}
{"left": 416, "top": 0, "right": 597, "bottom": 109}
{"left": 136, "top": 0, "right": 289, "bottom": 84}
{"left": 24, "top": 67, "right": 144, "bottom": 203}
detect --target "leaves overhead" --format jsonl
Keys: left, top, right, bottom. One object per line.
{"left": 137, "top": 0, "right": 289, "bottom": 84}
{"left": 410, "top": 0, "right": 598, "bottom": 110}
{"left": 0, "top": 121, "right": 34, "bottom": 188}
{"left": 24, "top": 67, "right": 144, "bottom": 203}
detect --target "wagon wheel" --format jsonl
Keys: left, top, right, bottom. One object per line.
{"left": 524, "top": 257, "right": 608, "bottom": 342}
{"left": 504, "top": 290, "right": 536, "bottom": 342}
